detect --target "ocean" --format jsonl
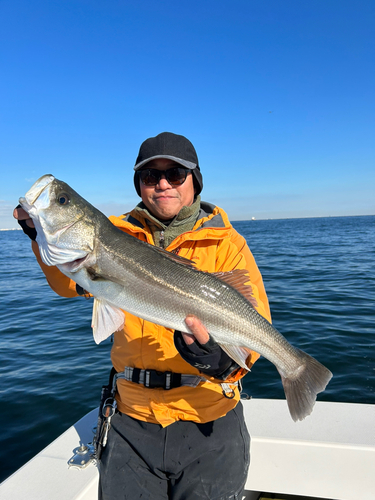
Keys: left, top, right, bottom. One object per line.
{"left": 0, "top": 215, "right": 374, "bottom": 483}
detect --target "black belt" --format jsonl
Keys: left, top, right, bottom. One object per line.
{"left": 115, "top": 367, "right": 205, "bottom": 390}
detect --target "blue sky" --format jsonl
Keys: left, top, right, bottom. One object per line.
{"left": 1, "top": 0, "right": 374, "bottom": 229}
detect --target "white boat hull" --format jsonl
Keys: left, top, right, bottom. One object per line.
{"left": 1, "top": 399, "right": 374, "bottom": 500}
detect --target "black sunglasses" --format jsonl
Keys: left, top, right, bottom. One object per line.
{"left": 139, "top": 166, "right": 190, "bottom": 187}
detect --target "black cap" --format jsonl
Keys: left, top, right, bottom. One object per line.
{"left": 133, "top": 132, "right": 203, "bottom": 196}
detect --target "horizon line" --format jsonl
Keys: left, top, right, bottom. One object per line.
{"left": 1, "top": 213, "right": 374, "bottom": 231}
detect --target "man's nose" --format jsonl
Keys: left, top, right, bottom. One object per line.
{"left": 156, "top": 175, "right": 171, "bottom": 189}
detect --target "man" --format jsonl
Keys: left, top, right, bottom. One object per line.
{"left": 14, "top": 132, "right": 271, "bottom": 500}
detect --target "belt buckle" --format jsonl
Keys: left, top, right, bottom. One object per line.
{"left": 145, "top": 370, "right": 172, "bottom": 389}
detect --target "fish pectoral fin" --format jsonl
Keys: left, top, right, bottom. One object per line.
{"left": 91, "top": 298, "right": 125, "bottom": 344}
{"left": 211, "top": 270, "right": 258, "bottom": 308}
{"left": 219, "top": 344, "right": 252, "bottom": 371}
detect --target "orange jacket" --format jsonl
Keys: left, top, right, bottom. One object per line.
{"left": 32, "top": 202, "right": 271, "bottom": 427}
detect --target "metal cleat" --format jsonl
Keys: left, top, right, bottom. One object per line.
{"left": 68, "top": 443, "right": 95, "bottom": 469}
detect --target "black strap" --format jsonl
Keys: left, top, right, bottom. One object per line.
{"left": 108, "top": 367, "right": 117, "bottom": 387}
{"left": 131, "top": 368, "right": 182, "bottom": 390}
{"left": 131, "top": 368, "right": 141, "bottom": 384}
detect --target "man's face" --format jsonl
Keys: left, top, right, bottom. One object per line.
{"left": 139, "top": 158, "right": 195, "bottom": 220}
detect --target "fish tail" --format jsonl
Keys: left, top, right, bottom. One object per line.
{"left": 278, "top": 348, "right": 333, "bottom": 422}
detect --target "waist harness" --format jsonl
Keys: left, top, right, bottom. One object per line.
{"left": 114, "top": 366, "right": 238, "bottom": 398}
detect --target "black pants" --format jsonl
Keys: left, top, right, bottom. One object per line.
{"left": 98, "top": 402, "right": 250, "bottom": 500}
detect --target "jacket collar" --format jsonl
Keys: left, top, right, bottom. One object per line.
{"left": 109, "top": 200, "right": 232, "bottom": 248}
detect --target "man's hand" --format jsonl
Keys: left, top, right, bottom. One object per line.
{"left": 13, "top": 206, "right": 35, "bottom": 227}
{"left": 181, "top": 315, "right": 210, "bottom": 346}
{"left": 174, "top": 315, "right": 239, "bottom": 380}
{"left": 13, "top": 205, "right": 37, "bottom": 240}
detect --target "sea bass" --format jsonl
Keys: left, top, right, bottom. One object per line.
{"left": 19, "top": 174, "right": 332, "bottom": 421}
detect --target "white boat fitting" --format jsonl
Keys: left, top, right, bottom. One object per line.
{"left": 0, "top": 399, "right": 374, "bottom": 500}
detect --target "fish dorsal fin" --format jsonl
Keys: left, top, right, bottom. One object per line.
{"left": 150, "top": 245, "right": 196, "bottom": 268}
{"left": 92, "top": 298, "right": 125, "bottom": 344}
{"left": 212, "top": 269, "right": 258, "bottom": 308}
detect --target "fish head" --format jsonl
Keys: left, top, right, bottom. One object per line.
{"left": 19, "top": 174, "right": 100, "bottom": 270}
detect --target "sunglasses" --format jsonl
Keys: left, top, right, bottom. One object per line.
{"left": 139, "top": 166, "right": 190, "bottom": 187}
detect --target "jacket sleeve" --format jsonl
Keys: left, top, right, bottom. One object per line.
{"left": 31, "top": 241, "right": 80, "bottom": 298}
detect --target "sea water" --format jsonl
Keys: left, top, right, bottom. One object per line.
{"left": 0, "top": 215, "right": 374, "bottom": 482}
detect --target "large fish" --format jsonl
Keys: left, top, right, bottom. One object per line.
{"left": 19, "top": 174, "right": 332, "bottom": 421}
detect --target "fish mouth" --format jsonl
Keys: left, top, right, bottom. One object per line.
{"left": 20, "top": 175, "right": 55, "bottom": 211}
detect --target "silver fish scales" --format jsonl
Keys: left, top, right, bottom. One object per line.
{"left": 20, "top": 174, "right": 333, "bottom": 421}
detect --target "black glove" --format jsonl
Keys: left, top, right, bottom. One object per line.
{"left": 174, "top": 330, "right": 239, "bottom": 380}
{"left": 16, "top": 205, "right": 37, "bottom": 241}
{"left": 18, "top": 218, "right": 37, "bottom": 240}
{"left": 76, "top": 284, "right": 88, "bottom": 295}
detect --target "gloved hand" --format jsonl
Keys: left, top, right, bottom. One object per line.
{"left": 174, "top": 316, "right": 239, "bottom": 380}
{"left": 13, "top": 205, "right": 37, "bottom": 241}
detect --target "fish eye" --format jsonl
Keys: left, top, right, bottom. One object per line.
{"left": 57, "top": 193, "right": 70, "bottom": 205}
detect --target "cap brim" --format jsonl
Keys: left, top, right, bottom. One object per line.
{"left": 134, "top": 155, "right": 197, "bottom": 171}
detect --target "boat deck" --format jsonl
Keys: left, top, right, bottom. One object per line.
{"left": 243, "top": 399, "right": 374, "bottom": 500}
{"left": 1, "top": 399, "right": 374, "bottom": 500}
{"left": 257, "top": 495, "right": 331, "bottom": 500}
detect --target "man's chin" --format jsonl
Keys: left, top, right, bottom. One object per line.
{"left": 151, "top": 201, "right": 181, "bottom": 220}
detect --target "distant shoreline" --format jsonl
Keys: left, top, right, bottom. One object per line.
{"left": 231, "top": 214, "right": 375, "bottom": 223}
{"left": 1, "top": 214, "right": 374, "bottom": 231}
